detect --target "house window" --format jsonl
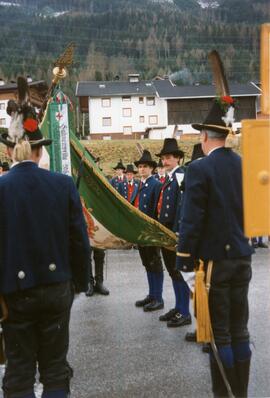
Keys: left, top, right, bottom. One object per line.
{"left": 139, "top": 97, "right": 144, "bottom": 104}
{"left": 122, "top": 96, "right": 131, "bottom": 101}
{"left": 146, "top": 97, "right": 155, "bottom": 106}
{"left": 122, "top": 108, "right": 132, "bottom": 117}
{"left": 149, "top": 115, "right": 158, "bottom": 125}
{"left": 123, "top": 126, "right": 132, "bottom": 135}
{"left": 0, "top": 118, "right": 5, "bottom": 126}
{"left": 101, "top": 98, "right": 111, "bottom": 107}
{"left": 0, "top": 103, "right": 5, "bottom": 110}
{"left": 102, "top": 117, "right": 111, "bottom": 127}
{"left": 139, "top": 116, "right": 145, "bottom": 123}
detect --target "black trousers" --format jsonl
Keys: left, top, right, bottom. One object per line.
{"left": 2, "top": 281, "right": 74, "bottom": 398}
{"left": 87, "top": 248, "right": 106, "bottom": 283}
{"left": 161, "top": 247, "right": 183, "bottom": 281}
{"left": 93, "top": 248, "right": 106, "bottom": 282}
{"left": 160, "top": 222, "right": 182, "bottom": 281}
{"left": 138, "top": 246, "right": 163, "bottom": 273}
{"left": 208, "top": 256, "right": 252, "bottom": 346}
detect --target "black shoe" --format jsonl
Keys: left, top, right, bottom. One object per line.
{"left": 252, "top": 243, "right": 258, "bottom": 249}
{"left": 135, "top": 295, "right": 153, "bottom": 307}
{"left": 258, "top": 242, "right": 268, "bottom": 248}
{"left": 143, "top": 299, "right": 164, "bottom": 312}
{"left": 202, "top": 343, "right": 210, "bottom": 353}
{"left": 85, "top": 281, "right": 94, "bottom": 297}
{"left": 185, "top": 331, "right": 197, "bottom": 342}
{"left": 167, "top": 313, "right": 192, "bottom": 328}
{"left": 94, "top": 282, "right": 110, "bottom": 295}
{"left": 159, "top": 308, "right": 178, "bottom": 321}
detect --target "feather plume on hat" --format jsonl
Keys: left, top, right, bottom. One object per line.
{"left": 7, "top": 76, "right": 30, "bottom": 143}
{"left": 209, "top": 50, "right": 235, "bottom": 127}
{"left": 192, "top": 51, "right": 235, "bottom": 134}
{"left": 0, "top": 76, "right": 51, "bottom": 148}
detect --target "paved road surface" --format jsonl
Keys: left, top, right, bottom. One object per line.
{"left": 1, "top": 248, "right": 269, "bottom": 397}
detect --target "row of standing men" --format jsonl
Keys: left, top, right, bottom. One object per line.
{"left": 109, "top": 138, "right": 202, "bottom": 328}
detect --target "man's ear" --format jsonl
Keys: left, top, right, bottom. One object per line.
{"left": 201, "top": 131, "right": 207, "bottom": 143}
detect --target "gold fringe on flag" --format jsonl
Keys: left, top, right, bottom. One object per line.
{"left": 194, "top": 260, "right": 213, "bottom": 343}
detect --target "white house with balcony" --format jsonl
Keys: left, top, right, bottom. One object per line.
{"left": 76, "top": 75, "right": 261, "bottom": 140}
{"left": 76, "top": 75, "right": 170, "bottom": 140}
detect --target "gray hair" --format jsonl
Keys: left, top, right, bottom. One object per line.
{"left": 203, "top": 129, "right": 227, "bottom": 140}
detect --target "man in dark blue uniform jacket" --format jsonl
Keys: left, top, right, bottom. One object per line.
{"left": 153, "top": 159, "right": 166, "bottom": 184}
{"left": 132, "top": 150, "right": 164, "bottom": 312}
{"left": 155, "top": 138, "right": 191, "bottom": 328}
{"left": 177, "top": 99, "right": 253, "bottom": 398}
{"left": 110, "top": 159, "right": 126, "bottom": 192}
{"left": 0, "top": 85, "right": 90, "bottom": 398}
{"left": 118, "top": 164, "right": 139, "bottom": 203}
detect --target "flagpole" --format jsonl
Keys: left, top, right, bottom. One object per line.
{"left": 38, "top": 43, "right": 75, "bottom": 122}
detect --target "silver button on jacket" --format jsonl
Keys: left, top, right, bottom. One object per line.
{"left": 18, "top": 271, "right": 25, "bottom": 279}
{"left": 49, "top": 263, "right": 56, "bottom": 271}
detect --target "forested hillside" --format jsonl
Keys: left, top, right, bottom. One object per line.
{"left": 0, "top": 0, "right": 269, "bottom": 94}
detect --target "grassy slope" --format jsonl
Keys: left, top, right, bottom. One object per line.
{"left": 82, "top": 135, "right": 241, "bottom": 176}
{"left": 0, "top": 136, "right": 241, "bottom": 176}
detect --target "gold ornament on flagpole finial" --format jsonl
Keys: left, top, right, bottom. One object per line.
{"left": 52, "top": 42, "right": 75, "bottom": 84}
{"left": 38, "top": 43, "right": 76, "bottom": 121}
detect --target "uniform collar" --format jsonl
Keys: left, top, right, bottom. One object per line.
{"left": 167, "top": 165, "right": 179, "bottom": 179}
{"left": 10, "top": 161, "right": 38, "bottom": 172}
{"left": 141, "top": 175, "right": 152, "bottom": 184}
{"left": 207, "top": 146, "right": 224, "bottom": 156}
{"left": 11, "top": 160, "right": 36, "bottom": 169}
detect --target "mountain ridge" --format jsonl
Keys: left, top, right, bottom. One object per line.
{"left": 0, "top": 0, "right": 268, "bottom": 94}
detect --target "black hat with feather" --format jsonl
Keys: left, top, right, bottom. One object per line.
{"left": 191, "top": 143, "right": 205, "bottom": 162}
{"left": 125, "top": 164, "right": 137, "bottom": 174}
{"left": 192, "top": 50, "right": 235, "bottom": 135}
{"left": 156, "top": 138, "right": 184, "bottom": 158}
{"left": 0, "top": 76, "right": 51, "bottom": 148}
{"left": 134, "top": 150, "right": 157, "bottom": 168}
{"left": 113, "top": 159, "right": 126, "bottom": 171}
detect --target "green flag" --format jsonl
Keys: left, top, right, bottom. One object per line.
{"left": 40, "top": 89, "right": 73, "bottom": 175}
{"left": 40, "top": 92, "right": 177, "bottom": 249}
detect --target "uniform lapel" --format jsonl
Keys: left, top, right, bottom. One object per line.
{"left": 131, "top": 182, "right": 139, "bottom": 203}
{"left": 139, "top": 180, "right": 145, "bottom": 192}
{"left": 162, "top": 174, "right": 171, "bottom": 190}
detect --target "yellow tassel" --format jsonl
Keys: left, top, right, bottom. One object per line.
{"left": 194, "top": 261, "right": 211, "bottom": 343}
